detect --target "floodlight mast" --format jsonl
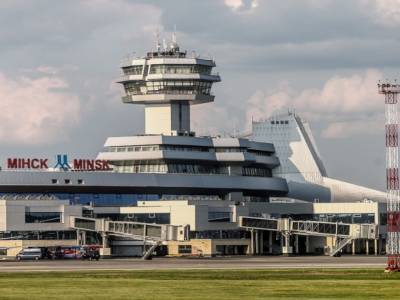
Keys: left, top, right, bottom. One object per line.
{"left": 378, "top": 82, "right": 400, "bottom": 271}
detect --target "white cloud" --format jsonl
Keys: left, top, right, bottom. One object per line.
{"left": 368, "top": 0, "right": 400, "bottom": 26}
{"left": 224, "top": 0, "right": 244, "bottom": 10}
{"left": 321, "top": 118, "right": 382, "bottom": 139}
{"left": 191, "top": 101, "right": 243, "bottom": 137}
{"left": 223, "top": 0, "right": 258, "bottom": 12}
{"left": 245, "top": 69, "right": 384, "bottom": 138}
{"left": 36, "top": 66, "right": 59, "bottom": 75}
{"left": 0, "top": 72, "right": 80, "bottom": 144}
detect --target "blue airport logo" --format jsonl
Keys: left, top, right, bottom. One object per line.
{"left": 54, "top": 154, "right": 71, "bottom": 170}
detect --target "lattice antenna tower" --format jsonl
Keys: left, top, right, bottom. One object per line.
{"left": 378, "top": 81, "right": 400, "bottom": 271}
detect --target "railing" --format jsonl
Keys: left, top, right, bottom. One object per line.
{"left": 71, "top": 217, "right": 98, "bottom": 231}
{"left": 239, "top": 217, "right": 279, "bottom": 231}
{"left": 122, "top": 90, "right": 214, "bottom": 99}
{"left": 239, "top": 216, "right": 378, "bottom": 239}
{"left": 291, "top": 220, "right": 350, "bottom": 237}
{"left": 330, "top": 238, "right": 352, "bottom": 256}
{"left": 106, "top": 221, "right": 163, "bottom": 241}
{"left": 70, "top": 216, "right": 186, "bottom": 242}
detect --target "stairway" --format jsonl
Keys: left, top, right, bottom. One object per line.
{"left": 142, "top": 241, "right": 162, "bottom": 260}
{"left": 330, "top": 238, "right": 352, "bottom": 257}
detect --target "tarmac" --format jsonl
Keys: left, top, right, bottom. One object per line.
{"left": 0, "top": 255, "right": 387, "bottom": 272}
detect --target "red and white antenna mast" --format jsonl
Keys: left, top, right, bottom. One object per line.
{"left": 379, "top": 82, "right": 400, "bottom": 271}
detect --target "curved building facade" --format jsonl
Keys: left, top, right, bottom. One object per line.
{"left": 0, "top": 40, "right": 288, "bottom": 204}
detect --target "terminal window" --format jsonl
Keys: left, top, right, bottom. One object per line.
{"left": 178, "top": 245, "right": 192, "bottom": 254}
{"left": 25, "top": 212, "right": 62, "bottom": 223}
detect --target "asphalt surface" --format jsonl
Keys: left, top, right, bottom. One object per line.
{"left": 0, "top": 255, "right": 387, "bottom": 272}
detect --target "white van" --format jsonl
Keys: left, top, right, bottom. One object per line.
{"left": 16, "top": 248, "right": 42, "bottom": 261}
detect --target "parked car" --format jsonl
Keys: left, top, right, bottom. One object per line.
{"left": 16, "top": 248, "right": 42, "bottom": 261}
{"left": 81, "top": 246, "right": 100, "bottom": 261}
{"left": 61, "top": 246, "right": 83, "bottom": 259}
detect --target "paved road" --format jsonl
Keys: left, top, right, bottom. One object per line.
{"left": 0, "top": 256, "right": 387, "bottom": 272}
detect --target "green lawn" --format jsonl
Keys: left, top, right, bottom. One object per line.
{"left": 0, "top": 269, "right": 399, "bottom": 300}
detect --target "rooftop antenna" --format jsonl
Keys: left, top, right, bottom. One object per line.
{"left": 155, "top": 29, "right": 161, "bottom": 52}
{"left": 162, "top": 38, "right": 167, "bottom": 51}
{"left": 171, "top": 24, "right": 178, "bottom": 50}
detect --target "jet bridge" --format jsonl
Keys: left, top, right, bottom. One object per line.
{"left": 239, "top": 216, "right": 378, "bottom": 256}
{"left": 70, "top": 216, "right": 188, "bottom": 259}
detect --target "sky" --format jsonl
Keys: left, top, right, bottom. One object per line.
{"left": 0, "top": 0, "right": 398, "bottom": 190}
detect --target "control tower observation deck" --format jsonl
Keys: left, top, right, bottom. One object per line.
{"left": 117, "top": 39, "right": 220, "bottom": 136}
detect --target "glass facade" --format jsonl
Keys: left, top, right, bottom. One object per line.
{"left": 190, "top": 230, "right": 249, "bottom": 239}
{"left": 112, "top": 160, "right": 272, "bottom": 177}
{"left": 122, "top": 65, "right": 143, "bottom": 75}
{"left": 124, "top": 80, "right": 213, "bottom": 96}
{"left": 95, "top": 213, "right": 170, "bottom": 224}
{"left": 149, "top": 64, "right": 212, "bottom": 75}
{"left": 281, "top": 213, "right": 375, "bottom": 224}
{"left": 124, "top": 82, "right": 142, "bottom": 95}
{"left": 113, "top": 161, "right": 231, "bottom": 175}
{"left": 0, "top": 193, "right": 158, "bottom": 207}
{"left": 178, "top": 245, "right": 192, "bottom": 254}
{"left": 144, "top": 80, "right": 213, "bottom": 95}
{"left": 25, "top": 212, "right": 61, "bottom": 223}
{"left": 0, "top": 231, "right": 77, "bottom": 240}
{"left": 208, "top": 211, "right": 232, "bottom": 222}
{"left": 106, "top": 145, "right": 270, "bottom": 156}
{"left": 74, "top": 218, "right": 96, "bottom": 230}
{"left": 107, "top": 145, "right": 160, "bottom": 152}
{"left": 242, "top": 167, "right": 272, "bottom": 177}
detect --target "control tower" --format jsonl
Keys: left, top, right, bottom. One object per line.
{"left": 117, "top": 36, "right": 221, "bottom": 136}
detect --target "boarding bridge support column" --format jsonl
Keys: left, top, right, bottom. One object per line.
{"left": 250, "top": 229, "right": 255, "bottom": 255}
{"left": 374, "top": 239, "right": 378, "bottom": 256}
{"left": 76, "top": 229, "right": 80, "bottom": 245}
{"left": 76, "top": 229, "right": 87, "bottom": 246}
{"left": 305, "top": 236, "right": 310, "bottom": 254}
{"left": 255, "top": 230, "right": 259, "bottom": 255}
{"left": 100, "top": 232, "right": 111, "bottom": 258}
{"left": 269, "top": 232, "right": 273, "bottom": 254}
{"left": 282, "top": 233, "right": 293, "bottom": 256}
{"left": 366, "top": 240, "right": 369, "bottom": 255}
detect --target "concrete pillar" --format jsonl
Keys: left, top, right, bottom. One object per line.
{"left": 260, "top": 231, "right": 264, "bottom": 255}
{"left": 81, "top": 231, "right": 86, "bottom": 245}
{"left": 255, "top": 230, "right": 259, "bottom": 255}
{"left": 366, "top": 239, "right": 369, "bottom": 255}
{"left": 305, "top": 236, "right": 310, "bottom": 254}
{"left": 100, "top": 232, "right": 111, "bottom": 258}
{"left": 250, "top": 230, "right": 255, "bottom": 255}
{"left": 295, "top": 235, "right": 299, "bottom": 254}
{"left": 352, "top": 240, "right": 356, "bottom": 255}
{"left": 374, "top": 239, "right": 378, "bottom": 256}
{"left": 282, "top": 234, "right": 293, "bottom": 255}
{"left": 102, "top": 233, "right": 109, "bottom": 248}
{"left": 269, "top": 232, "right": 273, "bottom": 254}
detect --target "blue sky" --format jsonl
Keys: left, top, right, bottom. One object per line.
{"left": 0, "top": 0, "right": 398, "bottom": 190}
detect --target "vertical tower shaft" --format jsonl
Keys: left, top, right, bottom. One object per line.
{"left": 379, "top": 82, "right": 400, "bottom": 271}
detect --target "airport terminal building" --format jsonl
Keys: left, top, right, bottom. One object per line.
{"left": 0, "top": 40, "right": 388, "bottom": 258}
